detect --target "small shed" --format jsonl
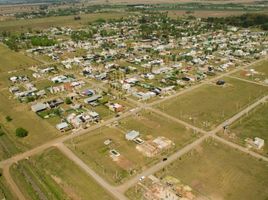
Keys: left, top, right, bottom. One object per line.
{"left": 125, "top": 130, "right": 140, "bottom": 141}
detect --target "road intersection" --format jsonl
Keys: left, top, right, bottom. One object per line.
{"left": 1, "top": 56, "right": 268, "bottom": 200}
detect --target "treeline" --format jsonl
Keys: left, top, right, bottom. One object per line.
{"left": 206, "top": 13, "right": 268, "bottom": 30}
{"left": 31, "top": 36, "right": 56, "bottom": 46}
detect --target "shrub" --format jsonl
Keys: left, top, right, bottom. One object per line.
{"left": 5, "top": 116, "right": 12, "bottom": 122}
{"left": 15, "top": 128, "right": 28, "bottom": 138}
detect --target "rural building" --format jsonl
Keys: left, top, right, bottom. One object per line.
{"left": 125, "top": 130, "right": 140, "bottom": 141}
{"left": 31, "top": 103, "right": 48, "bottom": 113}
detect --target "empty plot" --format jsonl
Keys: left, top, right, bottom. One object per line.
{"left": 155, "top": 77, "right": 268, "bottom": 130}
{"left": 10, "top": 148, "right": 114, "bottom": 200}
{"left": 219, "top": 102, "right": 268, "bottom": 157}
{"left": 153, "top": 139, "right": 268, "bottom": 200}
{"left": 233, "top": 60, "right": 268, "bottom": 84}
{"left": 0, "top": 44, "right": 39, "bottom": 73}
{"left": 0, "top": 90, "right": 59, "bottom": 150}
{"left": 66, "top": 112, "right": 199, "bottom": 185}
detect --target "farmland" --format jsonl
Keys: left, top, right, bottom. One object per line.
{"left": 10, "top": 147, "right": 115, "bottom": 200}
{"left": 219, "top": 102, "right": 268, "bottom": 157}
{"left": 150, "top": 139, "right": 268, "bottom": 200}
{"left": 0, "top": 44, "right": 39, "bottom": 73}
{"left": 0, "top": 169, "right": 17, "bottom": 200}
{"left": 155, "top": 77, "right": 268, "bottom": 130}
{"left": 65, "top": 111, "right": 200, "bottom": 185}
{"left": 0, "top": 12, "right": 128, "bottom": 32}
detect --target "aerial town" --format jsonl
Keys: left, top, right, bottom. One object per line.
{"left": 0, "top": 0, "right": 268, "bottom": 200}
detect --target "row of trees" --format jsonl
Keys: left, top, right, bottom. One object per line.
{"left": 206, "top": 13, "right": 268, "bottom": 30}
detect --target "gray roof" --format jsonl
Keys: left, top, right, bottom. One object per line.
{"left": 31, "top": 103, "right": 48, "bottom": 112}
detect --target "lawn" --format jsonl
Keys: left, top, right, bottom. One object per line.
{"left": 0, "top": 90, "right": 60, "bottom": 150}
{"left": 153, "top": 139, "right": 268, "bottom": 200}
{"left": 10, "top": 148, "right": 114, "bottom": 200}
{"left": 0, "top": 12, "right": 128, "bottom": 32}
{"left": 0, "top": 44, "right": 39, "bottom": 73}
{"left": 218, "top": 102, "right": 268, "bottom": 157}
{"left": 0, "top": 169, "right": 17, "bottom": 200}
{"left": 65, "top": 111, "right": 200, "bottom": 185}
{"left": 155, "top": 77, "right": 268, "bottom": 130}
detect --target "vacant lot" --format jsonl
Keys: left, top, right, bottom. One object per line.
{"left": 233, "top": 59, "right": 268, "bottom": 84}
{"left": 10, "top": 148, "right": 114, "bottom": 200}
{"left": 0, "top": 169, "right": 17, "bottom": 200}
{"left": 219, "top": 102, "right": 268, "bottom": 157}
{"left": 154, "top": 139, "right": 268, "bottom": 200}
{"left": 66, "top": 111, "right": 199, "bottom": 185}
{"left": 0, "top": 12, "right": 128, "bottom": 32}
{"left": 0, "top": 44, "right": 39, "bottom": 73}
{"left": 155, "top": 77, "right": 268, "bottom": 130}
{"left": 0, "top": 90, "right": 59, "bottom": 150}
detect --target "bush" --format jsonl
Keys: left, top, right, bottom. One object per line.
{"left": 65, "top": 97, "right": 72, "bottom": 105}
{"left": 15, "top": 128, "right": 28, "bottom": 138}
{"left": 5, "top": 116, "right": 12, "bottom": 122}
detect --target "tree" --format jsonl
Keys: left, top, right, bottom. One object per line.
{"left": 65, "top": 97, "right": 72, "bottom": 105}
{"left": 15, "top": 128, "right": 28, "bottom": 138}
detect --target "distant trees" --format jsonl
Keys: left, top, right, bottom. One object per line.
{"left": 206, "top": 13, "right": 268, "bottom": 30}
{"left": 71, "top": 30, "right": 93, "bottom": 42}
{"left": 15, "top": 128, "right": 28, "bottom": 138}
{"left": 31, "top": 36, "right": 56, "bottom": 47}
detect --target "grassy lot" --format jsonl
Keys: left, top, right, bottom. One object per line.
{"left": 218, "top": 102, "right": 268, "bottom": 157}
{"left": 0, "top": 89, "right": 59, "bottom": 150}
{"left": 0, "top": 169, "right": 17, "bottom": 200}
{"left": 152, "top": 139, "right": 268, "bottom": 200}
{"left": 0, "top": 12, "right": 128, "bottom": 32}
{"left": 233, "top": 59, "right": 268, "bottom": 84}
{"left": 0, "top": 44, "right": 39, "bottom": 73}
{"left": 155, "top": 77, "right": 268, "bottom": 130}
{"left": 10, "top": 147, "right": 114, "bottom": 200}
{"left": 65, "top": 111, "right": 199, "bottom": 185}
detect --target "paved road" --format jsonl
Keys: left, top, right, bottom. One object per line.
{"left": 56, "top": 143, "right": 129, "bottom": 200}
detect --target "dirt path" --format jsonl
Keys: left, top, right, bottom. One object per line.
{"left": 56, "top": 143, "right": 129, "bottom": 200}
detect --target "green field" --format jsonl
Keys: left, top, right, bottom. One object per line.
{"left": 155, "top": 77, "right": 268, "bottom": 130}
{"left": 219, "top": 102, "right": 268, "bottom": 157}
{"left": 10, "top": 148, "right": 114, "bottom": 200}
{"left": 0, "top": 44, "right": 39, "bottom": 73}
{"left": 0, "top": 169, "right": 17, "bottom": 200}
{"left": 153, "top": 139, "right": 268, "bottom": 200}
{"left": 65, "top": 111, "right": 199, "bottom": 185}
{"left": 0, "top": 12, "right": 128, "bottom": 32}
{"left": 233, "top": 60, "right": 268, "bottom": 84}
{"left": 0, "top": 90, "right": 59, "bottom": 151}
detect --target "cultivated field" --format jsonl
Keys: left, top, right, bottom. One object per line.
{"left": 155, "top": 77, "right": 268, "bottom": 130}
{"left": 0, "top": 169, "right": 17, "bottom": 200}
{"left": 0, "top": 12, "right": 128, "bottom": 32}
{"left": 10, "top": 148, "right": 114, "bottom": 200}
{"left": 65, "top": 111, "right": 200, "bottom": 185}
{"left": 219, "top": 102, "right": 268, "bottom": 157}
{"left": 0, "top": 44, "right": 39, "bottom": 73}
{"left": 152, "top": 139, "right": 268, "bottom": 200}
